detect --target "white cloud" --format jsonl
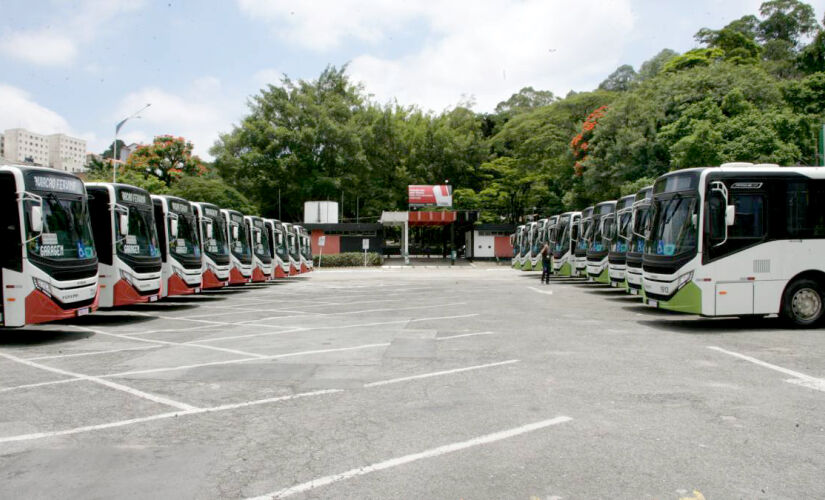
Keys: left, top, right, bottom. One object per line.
{"left": 0, "top": 0, "right": 144, "bottom": 66}
{"left": 237, "top": 0, "right": 635, "bottom": 111}
{"left": 114, "top": 77, "right": 242, "bottom": 159}
{"left": 237, "top": 0, "right": 422, "bottom": 50}
{"left": 0, "top": 31, "right": 77, "bottom": 66}
{"left": 0, "top": 84, "right": 72, "bottom": 133}
{"left": 348, "top": 0, "right": 635, "bottom": 112}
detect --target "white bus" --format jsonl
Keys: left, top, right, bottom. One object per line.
{"left": 192, "top": 202, "right": 230, "bottom": 290}
{"left": 0, "top": 166, "right": 99, "bottom": 326}
{"left": 552, "top": 211, "right": 581, "bottom": 276}
{"left": 512, "top": 225, "right": 525, "bottom": 268}
{"left": 296, "top": 225, "right": 314, "bottom": 272}
{"left": 282, "top": 222, "right": 301, "bottom": 275}
{"left": 625, "top": 186, "right": 653, "bottom": 295}
{"left": 573, "top": 206, "right": 593, "bottom": 278}
{"left": 87, "top": 183, "right": 162, "bottom": 307}
{"left": 586, "top": 200, "right": 617, "bottom": 283}
{"left": 151, "top": 195, "right": 203, "bottom": 297}
{"left": 526, "top": 219, "right": 549, "bottom": 271}
{"left": 246, "top": 215, "right": 274, "bottom": 282}
{"left": 521, "top": 221, "right": 538, "bottom": 271}
{"left": 642, "top": 163, "right": 825, "bottom": 327}
{"left": 264, "top": 219, "right": 290, "bottom": 278}
{"left": 222, "top": 209, "right": 253, "bottom": 285}
{"left": 605, "top": 194, "right": 635, "bottom": 288}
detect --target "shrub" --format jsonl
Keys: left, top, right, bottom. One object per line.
{"left": 313, "top": 252, "right": 383, "bottom": 267}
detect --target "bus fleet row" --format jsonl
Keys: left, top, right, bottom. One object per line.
{"left": 0, "top": 164, "right": 314, "bottom": 328}
{"left": 511, "top": 163, "right": 825, "bottom": 328}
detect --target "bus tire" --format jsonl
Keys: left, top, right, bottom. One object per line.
{"left": 781, "top": 279, "right": 825, "bottom": 328}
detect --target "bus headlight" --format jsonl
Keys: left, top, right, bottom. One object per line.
{"left": 32, "top": 277, "right": 53, "bottom": 298}
{"left": 676, "top": 271, "right": 694, "bottom": 290}
{"left": 120, "top": 270, "right": 137, "bottom": 287}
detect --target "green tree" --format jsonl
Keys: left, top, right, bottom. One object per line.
{"left": 637, "top": 49, "right": 679, "bottom": 81}
{"left": 598, "top": 64, "right": 637, "bottom": 91}
{"left": 494, "top": 87, "right": 556, "bottom": 115}
{"left": 168, "top": 176, "right": 257, "bottom": 213}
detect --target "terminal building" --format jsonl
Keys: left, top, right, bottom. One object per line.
{"left": 302, "top": 198, "right": 514, "bottom": 262}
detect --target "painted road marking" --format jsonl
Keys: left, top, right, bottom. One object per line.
{"left": 0, "top": 350, "right": 198, "bottom": 411}
{"left": 708, "top": 346, "right": 825, "bottom": 393}
{"left": 436, "top": 331, "right": 495, "bottom": 340}
{"left": 25, "top": 344, "right": 161, "bottom": 361}
{"left": 247, "top": 416, "right": 573, "bottom": 499}
{"left": 364, "top": 360, "right": 520, "bottom": 387}
{"left": 211, "top": 314, "right": 480, "bottom": 343}
{"left": 236, "top": 302, "right": 469, "bottom": 324}
{"left": 528, "top": 286, "right": 554, "bottom": 295}
{"left": 0, "top": 377, "right": 81, "bottom": 393}
{"left": 0, "top": 358, "right": 518, "bottom": 444}
{"left": 0, "top": 389, "right": 341, "bottom": 444}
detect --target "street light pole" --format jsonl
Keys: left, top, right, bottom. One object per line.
{"left": 113, "top": 103, "right": 151, "bottom": 183}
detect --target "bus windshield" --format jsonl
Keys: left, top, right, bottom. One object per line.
{"left": 203, "top": 214, "right": 229, "bottom": 259}
{"left": 274, "top": 228, "right": 288, "bottom": 259}
{"left": 25, "top": 194, "right": 96, "bottom": 261}
{"left": 611, "top": 211, "right": 632, "bottom": 253}
{"left": 589, "top": 217, "right": 606, "bottom": 252}
{"left": 554, "top": 216, "right": 570, "bottom": 252}
{"left": 629, "top": 205, "right": 650, "bottom": 254}
{"left": 230, "top": 216, "right": 252, "bottom": 261}
{"left": 253, "top": 223, "right": 272, "bottom": 261}
{"left": 577, "top": 219, "right": 592, "bottom": 251}
{"left": 116, "top": 205, "right": 160, "bottom": 260}
{"left": 168, "top": 213, "right": 200, "bottom": 260}
{"left": 646, "top": 195, "right": 698, "bottom": 257}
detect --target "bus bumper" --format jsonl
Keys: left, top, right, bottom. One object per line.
{"left": 643, "top": 282, "right": 702, "bottom": 314}
{"left": 25, "top": 289, "right": 99, "bottom": 325}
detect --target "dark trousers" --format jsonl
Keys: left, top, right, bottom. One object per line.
{"left": 541, "top": 260, "right": 551, "bottom": 282}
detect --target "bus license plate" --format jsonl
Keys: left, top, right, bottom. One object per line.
{"left": 194, "top": 287, "right": 201, "bottom": 294}
{"left": 629, "top": 288, "right": 638, "bottom": 295}
{"left": 149, "top": 295, "right": 158, "bottom": 302}
{"left": 76, "top": 307, "right": 90, "bottom": 317}
{"left": 648, "top": 299, "right": 658, "bottom": 308}
{"left": 610, "top": 282, "right": 617, "bottom": 288}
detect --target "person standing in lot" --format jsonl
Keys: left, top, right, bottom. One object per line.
{"left": 540, "top": 240, "right": 551, "bottom": 284}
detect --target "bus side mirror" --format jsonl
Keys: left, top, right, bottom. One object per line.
{"left": 170, "top": 219, "right": 179, "bottom": 238}
{"left": 691, "top": 213, "right": 698, "bottom": 229}
{"left": 256, "top": 231, "right": 261, "bottom": 244}
{"left": 232, "top": 225, "right": 239, "bottom": 239}
{"left": 206, "top": 221, "right": 213, "bottom": 239}
{"left": 31, "top": 205, "right": 43, "bottom": 233}
{"left": 725, "top": 205, "right": 735, "bottom": 226}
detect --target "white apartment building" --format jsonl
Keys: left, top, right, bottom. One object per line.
{"left": 1, "top": 128, "right": 87, "bottom": 173}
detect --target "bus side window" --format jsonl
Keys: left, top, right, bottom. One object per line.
{"left": 729, "top": 194, "right": 765, "bottom": 239}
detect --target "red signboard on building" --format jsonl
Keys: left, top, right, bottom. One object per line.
{"left": 408, "top": 185, "right": 452, "bottom": 207}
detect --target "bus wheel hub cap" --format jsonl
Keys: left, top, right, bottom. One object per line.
{"left": 792, "top": 288, "right": 821, "bottom": 320}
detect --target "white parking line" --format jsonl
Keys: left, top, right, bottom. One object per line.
{"left": 364, "top": 360, "right": 519, "bottom": 387}
{"left": 207, "top": 314, "right": 480, "bottom": 343}
{"left": 247, "top": 416, "right": 573, "bottom": 499}
{"left": 0, "top": 357, "right": 517, "bottom": 444}
{"left": 102, "top": 342, "right": 392, "bottom": 378}
{"left": 708, "top": 346, "right": 825, "bottom": 393}
{"left": 528, "top": 286, "right": 554, "bottom": 295}
{"left": 0, "top": 377, "right": 80, "bottom": 393}
{"left": 436, "top": 331, "right": 495, "bottom": 340}
{"left": 236, "top": 302, "right": 469, "bottom": 324}
{"left": 25, "top": 344, "right": 162, "bottom": 361}
{"left": 0, "top": 350, "right": 198, "bottom": 411}
{"left": 0, "top": 389, "right": 341, "bottom": 444}
{"left": 81, "top": 327, "right": 269, "bottom": 359}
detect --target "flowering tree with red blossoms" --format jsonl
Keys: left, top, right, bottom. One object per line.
{"left": 126, "top": 135, "right": 207, "bottom": 187}
{"left": 570, "top": 105, "right": 608, "bottom": 176}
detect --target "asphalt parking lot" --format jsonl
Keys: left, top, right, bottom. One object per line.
{"left": 1, "top": 266, "right": 824, "bottom": 499}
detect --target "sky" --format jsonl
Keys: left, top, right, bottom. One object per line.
{"left": 0, "top": 0, "right": 821, "bottom": 159}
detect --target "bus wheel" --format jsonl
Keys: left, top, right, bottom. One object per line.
{"left": 781, "top": 279, "right": 824, "bottom": 328}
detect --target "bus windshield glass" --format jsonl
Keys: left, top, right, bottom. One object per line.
{"left": 116, "top": 205, "right": 160, "bottom": 259}
{"left": 25, "top": 194, "right": 96, "bottom": 261}
{"left": 646, "top": 195, "right": 698, "bottom": 257}
{"left": 168, "top": 212, "right": 200, "bottom": 259}
{"left": 629, "top": 205, "right": 650, "bottom": 254}
{"left": 578, "top": 219, "right": 592, "bottom": 251}
{"left": 589, "top": 217, "right": 606, "bottom": 252}
{"left": 554, "top": 216, "right": 570, "bottom": 252}
{"left": 229, "top": 214, "right": 251, "bottom": 261}
{"left": 203, "top": 213, "right": 229, "bottom": 259}
{"left": 253, "top": 222, "right": 271, "bottom": 260}
{"left": 274, "top": 228, "right": 288, "bottom": 259}
{"left": 611, "top": 211, "right": 632, "bottom": 252}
